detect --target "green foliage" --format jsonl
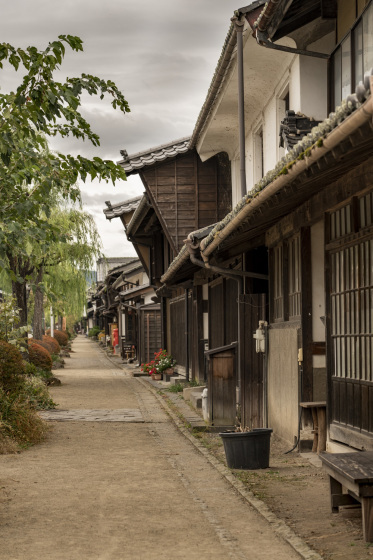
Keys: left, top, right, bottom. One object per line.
{"left": 0, "top": 340, "right": 26, "bottom": 393}
{"left": 0, "top": 387, "right": 48, "bottom": 449}
{"left": 0, "top": 296, "right": 29, "bottom": 350}
{"left": 88, "top": 326, "right": 101, "bottom": 338}
{"left": 23, "top": 360, "right": 54, "bottom": 383}
{"left": 167, "top": 383, "right": 185, "bottom": 393}
{"left": 28, "top": 340, "right": 52, "bottom": 371}
{"left": 29, "top": 204, "right": 103, "bottom": 330}
{"left": 21, "top": 376, "right": 56, "bottom": 410}
{"left": 0, "top": 35, "right": 129, "bottom": 272}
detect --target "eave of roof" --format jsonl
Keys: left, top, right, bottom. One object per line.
{"left": 112, "top": 263, "right": 144, "bottom": 290}
{"left": 106, "top": 258, "right": 139, "bottom": 277}
{"left": 200, "top": 76, "right": 373, "bottom": 259}
{"left": 160, "top": 223, "right": 217, "bottom": 284}
{"left": 190, "top": 2, "right": 270, "bottom": 152}
{"left": 103, "top": 195, "right": 143, "bottom": 220}
{"left": 118, "top": 137, "right": 191, "bottom": 175}
{"left": 161, "top": 74, "right": 373, "bottom": 285}
{"left": 118, "top": 283, "right": 153, "bottom": 299}
{"left": 126, "top": 194, "right": 152, "bottom": 238}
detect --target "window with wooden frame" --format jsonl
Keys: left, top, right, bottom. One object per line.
{"left": 288, "top": 235, "right": 301, "bottom": 319}
{"left": 330, "top": 1, "right": 373, "bottom": 111}
{"left": 272, "top": 234, "right": 302, "bottom": 323}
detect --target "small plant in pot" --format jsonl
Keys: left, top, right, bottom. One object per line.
{"left": 154, "top": 349, "right": 176, "bottom": 375}
{"left": 141, "top": 349, "right": 176, "bottom": 380}
{"left": 219, "top": 421, "right": 273, "bottom": 470}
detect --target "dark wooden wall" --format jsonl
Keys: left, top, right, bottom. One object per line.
{"left": 209, "top": 277, "right": 238, "bottom": 350}
{"left": 140, "top": 307, "right": 162, "bottom": 365}
{"left": 240, "top": 294, "right": 266, "bottom": 429}
{"left": 169, "top": 293, "right": 193, "bottom": 373}
{"left": 141, "top": 150, "right": 231, "bottom": 252}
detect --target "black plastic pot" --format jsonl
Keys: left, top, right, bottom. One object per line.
{"left": 219, "top": 428, "right": 273, "bottom": 469}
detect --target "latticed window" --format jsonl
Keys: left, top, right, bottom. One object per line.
{"left": 329, "top": 197, "right": 373, "bottom": 382}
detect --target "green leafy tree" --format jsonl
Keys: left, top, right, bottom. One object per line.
{"left": 30, "top": 203, "right": 102, "bottom": 339}
{"left": 0, "top": 35, "right": 129, "bottom": 324}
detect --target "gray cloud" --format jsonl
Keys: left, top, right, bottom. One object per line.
{"left": 0, "top": 0, "right": 240, "bottom": 256}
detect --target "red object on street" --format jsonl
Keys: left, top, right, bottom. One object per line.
{"left": 113, "top": 328, "right": 119, "bottom": 348}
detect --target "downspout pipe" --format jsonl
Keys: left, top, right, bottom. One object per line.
{"left": 232, "top": 15, "right": 247, "bottom": 198}
{"left": 185, "top": 288, "right": 190, "bottom": 382}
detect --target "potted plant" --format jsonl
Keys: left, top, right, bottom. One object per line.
{"left": 141, "top": 349, "right": 176, "bottom": 381}
{"left": 154, "top": 349, "right": 176, "bottom": 375}
{"left": 219, "top": 423, "right": 273, "bottom": 470}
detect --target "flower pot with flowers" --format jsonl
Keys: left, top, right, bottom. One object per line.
{"left": 141, "top": 349, "right": 176, "bottom": 380}
{"left": 155, "top": 348, "right": 176, "bottom": 376}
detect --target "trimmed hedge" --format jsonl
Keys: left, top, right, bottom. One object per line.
{"left": 47, "top": 329, "right": 68, "bottom": 347}
{"left": 0, "top": 341, "right": 26, "bottom": 393}
{"left": 42, "top": 335, "right": 60, "bottom": 355}
{"left": 28, "top": 341, "right": 52, "bottom": 372}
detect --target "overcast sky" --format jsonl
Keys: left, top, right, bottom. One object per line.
{"left": 1, "top": 1, "right": 241, "bottom": 259}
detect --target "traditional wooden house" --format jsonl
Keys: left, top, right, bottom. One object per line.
{"left": 105, "top": 139, "right": 232, "bottom": 379}
{"left": 160, "top": 0, "right": 373, "bottom": 451}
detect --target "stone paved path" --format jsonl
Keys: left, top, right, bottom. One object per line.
{"left": 0, "top": 336, "right": 305, "bottom": 560}
{"left": 40, "top": 409, "right": 144, "bottom": 422}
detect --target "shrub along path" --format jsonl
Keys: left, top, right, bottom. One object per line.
{"left": 0, "top": 337, "right": 304, "bottom": 560}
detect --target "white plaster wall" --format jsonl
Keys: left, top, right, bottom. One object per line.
{"left": 268, "top": 327, "right": 299, "bottom": 444}
{"left": 289, "top": 56, "right": 301, "bottom": 113}
{"left": 143, "top": 292, "right": 154, "bottom": 305}
{"left": 245, "top": 133, "right": 254, "bottom": 192}
{"left": 263, "top": 97, "right": 279, "bottom": 173}
{"left": 299, "top": 56, "right": 328, "bottom": 120}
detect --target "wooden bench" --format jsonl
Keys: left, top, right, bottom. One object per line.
{"left": 320, "top": 451, "right": 373, "bottom": 542}
{"left": 300, "top": 401, "right": 326, "bottom": 453}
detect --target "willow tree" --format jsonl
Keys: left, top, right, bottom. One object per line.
{"left": 31, "top": 205, "right": 102, "bottom": 340}
{"left": 0, "top": 35, "right": 129, "bottom": 325}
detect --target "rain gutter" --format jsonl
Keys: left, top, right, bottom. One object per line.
{"left": 200, "top": 79, "right": 373, "bottom": 260}
{"left": 255, "top": 30, "right": 329, "bottom": 59}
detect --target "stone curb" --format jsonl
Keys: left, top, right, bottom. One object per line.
{"left": 137, "top": 376, "right": 323, "bottom": 560}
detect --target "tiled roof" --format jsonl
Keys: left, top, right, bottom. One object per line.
{"left": 107, "top": 258, "right": 140, "bottom": 277}
{"left": 160, "top": 223, "right": 217, "bottom": 284}
{"left": 118, "top": 137, "right": 191, "bottom": 174}
{"left": 126, "top": 194, "right": 152, "bottom": 237}
{"left": 162, "top": 71, "right": 373, "bottom": 284}
{"left": 279, "top": 110, "right": 321, "bottom": 151}
{"left": 200, "top": 72, "right": 373, "bottom": 255}
{"left": 103, "top": 195, "right": 143, "bottom": 220}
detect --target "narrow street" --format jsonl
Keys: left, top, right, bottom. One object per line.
{"left": 0, "top": 337, "right": 303, "bottom": 560}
